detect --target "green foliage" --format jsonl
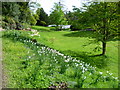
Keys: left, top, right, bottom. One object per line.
{"left": 33, "top": 14, "right": 39, "bottom": 21}
{"left": 2, "top": 2, "right": 20, "bottom": 18}
{"left": 66, "top": 7, "right": 91, "bottom": 30}
{"left": 29, "top": 2, "right": 41, "bottom": 12}
{"left": 87, "top": 2, "right": 119, "bottom": 40}
{"left": 65, "top": 67, "right": 75, "bottom": 77}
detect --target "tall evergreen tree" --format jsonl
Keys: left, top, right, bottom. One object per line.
{"left": 36, "top": 8, "right": 49, "bottom": 26}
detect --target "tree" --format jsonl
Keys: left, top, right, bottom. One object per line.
{"left": 49, "top": 2, "right": 68, "bottom": 30}
{"left": 2, "top": 2, "right": 21, "bottom": 29}
{"left": 36, "top": 8, "right": 49, "bottom": 26}
{"left": 86, "top": 2, "right": 119, "bottom": 55}
{"left": 65, "top": 10, "right": 81, "bottom": 31}
{"left": 2, "top": 1, "right": 38, "bottom": 29}
{"left": 66, "top": 6, "right": 92, "bottom": 31}
{"left": 66, "top": 2, "right": 119, "bottom": 55}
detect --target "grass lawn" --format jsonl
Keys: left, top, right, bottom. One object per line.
{"left": 2, "top": 29, "right": 118, "bottom": 88}
{"left": 31, "top": 25, "right": 55, "bottom": 32}
{"left": 32, "top": 26, "right": 118, "bottom": 77}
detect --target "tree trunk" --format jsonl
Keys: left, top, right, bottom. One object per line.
{"left": 101, "top": 2, "right": 107, "bottom": 56}
{"left": 101, "top": 41, "right": 106, "bottom": 55}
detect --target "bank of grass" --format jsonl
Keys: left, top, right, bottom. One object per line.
{"left": 2, "top": 38, "right": 32, "bottom": 87}
{"left": 2, "top": 30, "right": 118, "bottom": 88}
{"left": 31, "top": 26, "right": 118, "bottom": 77}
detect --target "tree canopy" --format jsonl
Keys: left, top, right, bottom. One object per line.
{"left": 36, "top": 8, "right": 49, "bottom": 26}
{"left": 49, "top": 2, "right": 68, "bottom": 30}
{"left": 66, "top": 2, "right": 119, "bottom": 55}
{"left": 87, "top": 2, "right": 119, "bottom": 55}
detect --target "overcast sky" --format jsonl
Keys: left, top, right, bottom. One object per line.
{"left": 31, "top": 0, "right": 86, "bottom": 15}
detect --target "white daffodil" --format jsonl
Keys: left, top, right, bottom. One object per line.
{"left": 99, "top": 72, "right": 103, "bottom": 74}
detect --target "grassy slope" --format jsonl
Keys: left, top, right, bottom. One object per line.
{"left": 2, "top": 29, "right": 118, "bottom": 88}
{"left": 32, "top": 26, "right": 118, "bottom": 77}
{"left": 2, "top": 38, "right": 34, "bottom": 87}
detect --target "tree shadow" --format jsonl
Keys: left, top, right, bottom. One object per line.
{"left": 61, "top": 50, "right": 109, "bottom": 69}
{"left": 63, "top": 31, "right": 96, "bottom": 38}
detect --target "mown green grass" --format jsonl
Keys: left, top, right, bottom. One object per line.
{"left": 32, "top": 26, "right": 118, "bottom": 77}
{"left": 2, "top": 30, "right": 118, "bottom": 88}
{"left": 31, "top": 26, "right": 55, "bottom": 32}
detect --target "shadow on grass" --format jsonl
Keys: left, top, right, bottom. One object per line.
{"left": 63, "top": 31, "right": 96, "bottom": 38}
{"left": 61, "top": 50, "right": 108, "bottom": 69}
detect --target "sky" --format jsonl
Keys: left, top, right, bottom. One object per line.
{"left": 31, "top": 0, "right": 86, "bottom": 15}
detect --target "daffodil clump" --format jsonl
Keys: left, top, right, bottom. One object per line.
{"left": 3, "top": 30, "right": 118, "bottom": 88}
